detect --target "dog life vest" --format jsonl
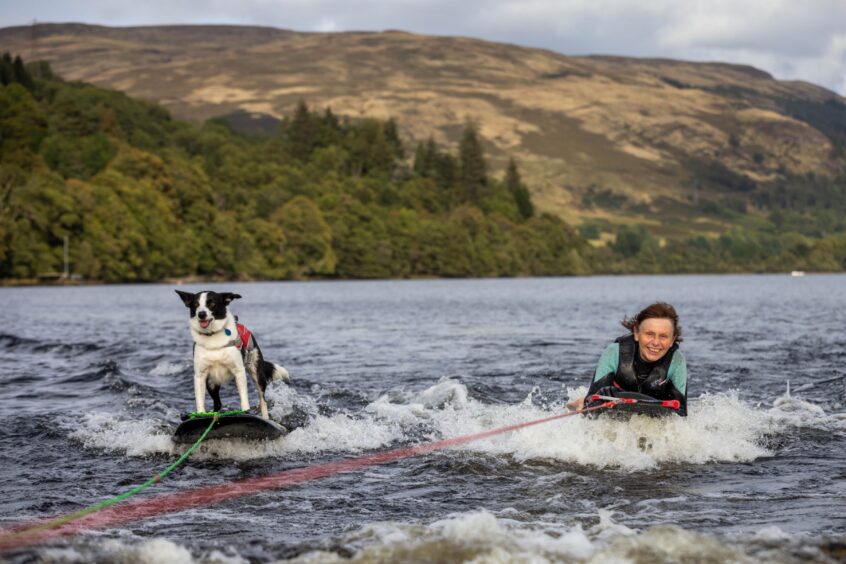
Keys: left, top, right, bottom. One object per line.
{"left": 222, "top": 322, "right": 254, "bottom": 351}
{"left": 235, "top": 323, "right": 254, "bottom": 351}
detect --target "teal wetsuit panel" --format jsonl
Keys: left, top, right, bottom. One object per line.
{"left": 667, "top": 351, "right": 687, "bottom": 395}
{"left": 593, "top": 343, "right": 620, "bottom": 382}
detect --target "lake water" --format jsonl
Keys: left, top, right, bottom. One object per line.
{"left": 1, "top": 275, "right": 844, "bottom": 562}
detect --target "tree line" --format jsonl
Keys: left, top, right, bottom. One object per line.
{"left": 0, "top": 55, "right": 584, "bottom": 282}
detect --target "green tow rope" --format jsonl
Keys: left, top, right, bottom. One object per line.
{"left": 7, "top": 411, "right": 237, "bottom": 542}
{"left": 186, "top": 409, "right": 246, "bottom": 419}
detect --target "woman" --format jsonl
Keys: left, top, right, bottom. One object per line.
{"left": 570, "top": 302, "right": 688, "bottom": 416}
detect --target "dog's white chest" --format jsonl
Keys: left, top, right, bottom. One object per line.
{"left": 194, "top": 346, "right": 243, "bottom": 386}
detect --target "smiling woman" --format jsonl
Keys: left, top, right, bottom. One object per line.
{"left": 569, "top": 302, "right": 688, "bottom": 416}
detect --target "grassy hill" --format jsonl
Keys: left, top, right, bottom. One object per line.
{"left": 2, "top": 23, "right": 845, "bottom": 241}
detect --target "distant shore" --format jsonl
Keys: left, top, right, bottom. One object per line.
{"left": 0, "top": 275, "right": 242, "bottom": 287}
{"left": 1, "top": 270, "right": 835, "bottom": 288}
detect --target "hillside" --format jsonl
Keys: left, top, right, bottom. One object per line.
{"left": 3, "top": 23, "right": 845, "bottom": 240}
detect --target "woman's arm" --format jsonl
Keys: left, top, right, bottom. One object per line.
{"left": 667, "top": 351, "right": 688, "bottom": 416}
{"left": 568, "top": 343, "right": 619, "bottom": 409}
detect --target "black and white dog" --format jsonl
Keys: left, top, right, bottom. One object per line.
{"left": 176, "top": 290, "right": 289, "bottom": 419}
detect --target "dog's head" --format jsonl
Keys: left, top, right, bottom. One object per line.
{"left": 175, "top": 290, "right": 241, "bottom": 334}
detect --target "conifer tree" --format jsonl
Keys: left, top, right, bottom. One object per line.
{"left": 383, "top": 117, "right": 405, "bottom": 160}
{"left": 505, "top": 158, "right": 534, "bottom": 220}
{"left": 12, "top": 55, "right": 33, "bottom": 90}
{"left": 322, "top": 107, "right": 340, "bottom": 130}
{"left": 458, "top": 123, "right": 486, "bottom": 202}
{"left": 317, "top": 107, "right": 342, "bottom": 146}
{"left": 1, "top": 53, "right": 14, "bottom": 85}
{"left": 413, "top": 142, "right": 428, "bottom": 176}
{"left": 413, "top": 136, "right": 438, "bottom": 177}
{"left": 289, "top": 99, "right": 317, "bottom": 161}
{"left": 347, "top": 119, "right": 395, "bottom": 177}
{"left": 434, "top": 152, "right": 457, "bottom": 191}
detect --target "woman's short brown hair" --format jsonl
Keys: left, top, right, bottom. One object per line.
{"left": 621, "top": 302, "right": 682, "bottom": 342}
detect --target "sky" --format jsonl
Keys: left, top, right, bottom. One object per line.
{"left": 2, "top": 0, "right": 845, "bottom": 95}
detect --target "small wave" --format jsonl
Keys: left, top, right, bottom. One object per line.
{"left": 766, "top": 384, "right": 846, "bottom": 432}
{"left": 67, "top": 412, "right": 175, "bottom": 457}
{"left": 418, "top": 379, "right": 469, "bottom": 408}
{"left": 36, "top": 537, "right": 244, "bottom": 564}
{"left": 267, "top": 510, "right": 595, "bottom": 563}
{"left": 57, "top": 360, "right": 143, "bottom": 394}
{"left": 34, "top": 342, "right": 103, "bottom": 355}
{"left": 25, "top": 510, "right": 835, "bottom": 563}
{"left": 287, "top": 509, "right": 815, "bottom": 563}
{"left": 60, "top": 361, "right": 122, "bottom": 384}
{"left": 0, "top": 332, "right": 106, "bottom": 357}
{"left": 0, "top": 333, "right": 40, "bottom": 349}
{"left": 150, "top": 360, "right": 191, "bottom": 377}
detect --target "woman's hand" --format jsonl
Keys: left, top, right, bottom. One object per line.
{"left": 566, "top": 396, "right": 585, "bottom": 411}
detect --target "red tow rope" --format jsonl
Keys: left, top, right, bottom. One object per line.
{"left": 0, "top": 401, "right": 614, "bottom": 552}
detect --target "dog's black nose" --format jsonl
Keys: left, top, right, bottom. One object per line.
{"left": 198, "top": 311, "right": 207, "bottom": 320}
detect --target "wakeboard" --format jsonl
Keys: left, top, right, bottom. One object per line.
{"left": 585, "top": 391, "right": 680, "bottom": 420}
{"left": 172, "top": 412, "right": 288, "bottom": 444}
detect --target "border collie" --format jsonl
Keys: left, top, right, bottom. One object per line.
{"left": 175, "top": 290, "right": 289, "bottom": 419}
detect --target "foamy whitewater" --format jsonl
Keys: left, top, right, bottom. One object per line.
{"left": 68, "top": 381, "right": 801, "bottom": 469}
{"left": 2, "top": 276, "right": 845, "bottom": 563}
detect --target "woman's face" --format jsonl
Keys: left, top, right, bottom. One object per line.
{"left": 633, "top": 317, "right": 675, "bottom": 362}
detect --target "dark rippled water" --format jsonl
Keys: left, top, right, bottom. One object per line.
{"left": 1, "top": 275, "right": 845, "bottom": 563}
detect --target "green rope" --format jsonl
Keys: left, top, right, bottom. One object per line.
{"left": 3, "top": 414, "right": 220, "bottom": 543}
{"left": 187, "top": 409, "right": 246, "bottom": 419}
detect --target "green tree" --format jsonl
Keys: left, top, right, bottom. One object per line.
{"left": 383, "top": 117, "right": 405, "bottom": 160}
{"left": 505, "top": 158, "right": 534, "bottom": 220}
{"left": 413, "top": 137, "right": 440, "bottom": 176}
{"left": 345, "top": 119, "right": 395, "bottom": 177}
{"left": 288, "top": 99, "right": 319, "bottom": 161}
{"left": 40, "top": 133, "right": 116, "bottom": 180}
{"left": 274, "top": 195, "right": 337, "bottom": 278}
{"left": 12, "top": 55, "right": 33, "bottom": 90}
{"left": 613, "top": 225, "right": 649, "bottom": 258}
{"left": 458, "top": 123, "right": 487, "bottom": 202}
{"left": 0, "top": 83, "right": 47, "bottom": 154}
{"left": 0, "top": 53, "right": 12, "bottom": 85}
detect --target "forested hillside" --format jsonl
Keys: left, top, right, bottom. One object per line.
{"left": 2, "top": 55, "right": 846, "bottom": 283}
{"left": 0, "top": 55, "right": 587, "bottom": 282}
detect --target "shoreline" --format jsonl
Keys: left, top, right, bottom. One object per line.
{"left": 0, "top": 270, "right": 835, "bottom": 288}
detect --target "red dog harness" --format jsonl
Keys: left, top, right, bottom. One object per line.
{"left": 235, "top": 323, "right": 253, "bottom": 350}
{"left": 223, "top": 323, "right": 254, "bottom": 350}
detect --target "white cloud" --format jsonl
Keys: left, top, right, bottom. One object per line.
{"left": 315, "top": 18, "right": 339, "bottom": 33}
{"left": 2, "top": 0, "right": 844, "bottom": 94}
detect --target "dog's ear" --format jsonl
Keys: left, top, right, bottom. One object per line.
{"left": 175, "top": 290, "right": 195, "bottom": 307}
{"left": 221, "top": 293, "right": 242, "bottom": 305}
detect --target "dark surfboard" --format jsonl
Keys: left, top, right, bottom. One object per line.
{"left": 585, "top": 391, "right": 680, "bottom": 420}
{"left": 172, "top": 413, "right": 288, "bottom": 444}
